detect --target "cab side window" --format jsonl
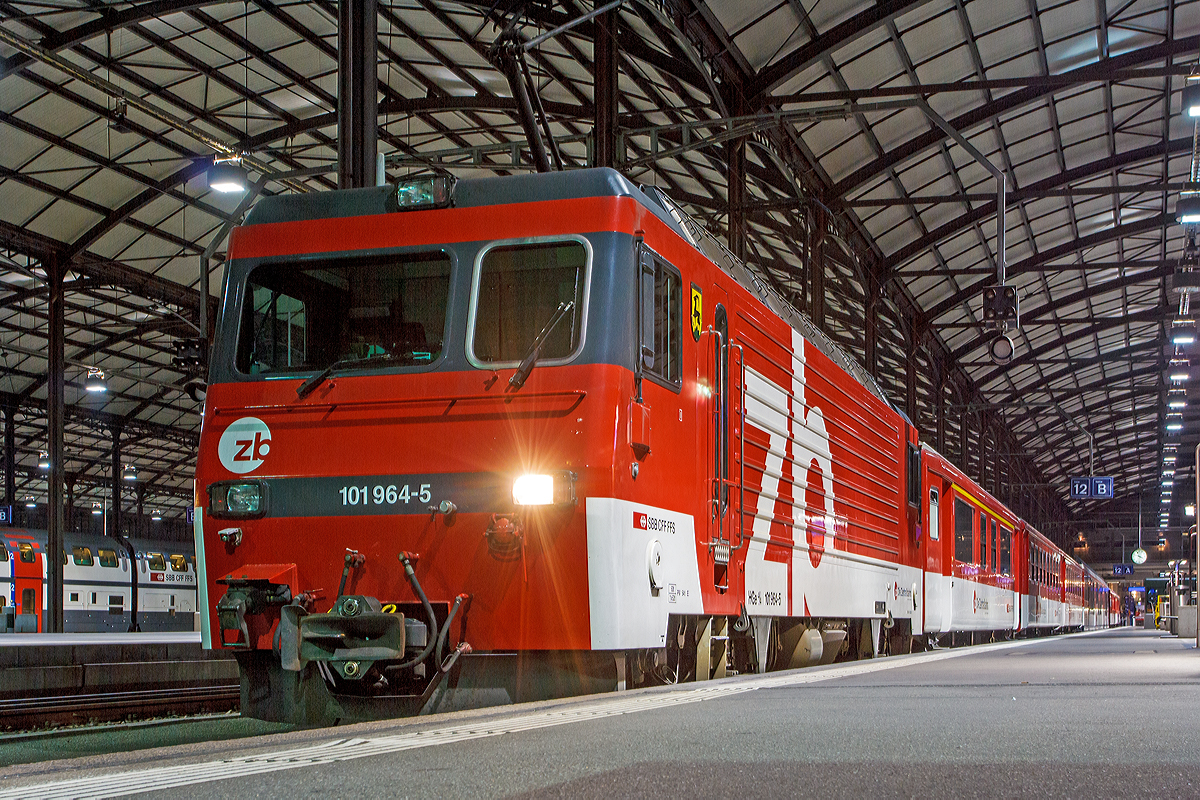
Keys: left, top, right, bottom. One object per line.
{"left": 640, "top": 249, "right": 682, "bottom": 389}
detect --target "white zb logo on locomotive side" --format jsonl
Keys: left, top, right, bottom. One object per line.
{"left": 218, "top": 417, "right": 272, "bottom": 475}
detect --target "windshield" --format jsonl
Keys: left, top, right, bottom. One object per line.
{"left": 237, "top": 252, "right": 451, "bottom": 375}
{"left": 470, "top": 239, "right": 588, "bottom": 365}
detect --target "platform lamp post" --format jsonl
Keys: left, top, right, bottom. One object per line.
{"left": 1195, "top": 441, "right": 1199, "bottom": 650}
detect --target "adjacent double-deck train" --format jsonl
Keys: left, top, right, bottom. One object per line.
{"left": 194, "top": 168, "right": 1115, "bottom": 724}
{"left": 0, "top": 527, "right": 197, "bottom": 633}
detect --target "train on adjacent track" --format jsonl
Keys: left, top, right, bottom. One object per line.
{"left": 194, "top": 168, "right": 1117, "bottom": 725}
{"left": 0, "top": 527, "right": 197, "bottom": 633}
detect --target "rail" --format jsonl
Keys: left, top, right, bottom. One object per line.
{"left": 0, "top": 685, "right": 239, "bottom": 731}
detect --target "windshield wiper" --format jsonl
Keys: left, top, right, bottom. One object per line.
{"left": 508, "top": 301, "right": 575, "bottom": 390}
{"left": 296, "top": 353, "right": 411, "bottom": 399}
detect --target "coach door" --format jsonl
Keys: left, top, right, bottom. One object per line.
{"left": 924, "top": 485, "right": 947, "bottom": 633}
{"left": 12, "top": 540, "right": 41, "bottom": 632}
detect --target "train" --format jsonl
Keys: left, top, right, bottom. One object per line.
{"left": 194, "top": 168, "right": 1117, "bottom": 725}
{"left": 0, "top": 527, "right": 197, "bottom": 633}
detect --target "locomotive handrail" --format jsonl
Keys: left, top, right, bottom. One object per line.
{"left": 730, "top": 341, "right": 747, "bottom": 552}
{"left": 701, "top": 325, "right": 727, "bottom": 547}
{"left": 211, "top": 389, "right": 588, "bottom": 415}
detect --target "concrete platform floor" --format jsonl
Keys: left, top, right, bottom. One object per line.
{"left": 1, "top": 627, "right": 1196, "bottom": 799}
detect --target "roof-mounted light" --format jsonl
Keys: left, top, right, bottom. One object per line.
{"left": 1183, "top": 82, "right": 1200, "bottom": 118}
{"left": 209, "top": 156, "right": 248, "bottom": 194}
{"left": 394, "top": 175, "right": 454, "bottom": 210}
{"left": 1172, "top": 318, "right": 1197, "bottom": 345}
{"left": 1178, "top": 195, "right": 1200, "bottom": 225}
{"left": 85, "top": 367, "right": 107, "bottom": 393}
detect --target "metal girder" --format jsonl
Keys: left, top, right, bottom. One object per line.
{"left": 924, "top": 213, "right": 1172, "bottom": 323}
{"left": 887, "top": 137, "right": 1193, "bottom": 274}
{"left": 0, "top": 0, "right": 223, "bottom": 82}
{"left": 976, "top": 307, "right": 1163, "bottom": 389}
{"left": 750, "top": 0, "right": 929, "bottom": 101}
{"left": 832, "top": 37, "right": 1200, "bottom": 199}
{"left": 0, "top": 219, "right": 208, "bottom": 321}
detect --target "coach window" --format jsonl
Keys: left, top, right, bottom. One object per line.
{"left": 978, "top": 512, "right": 987, "bottom": 567}
{"left": 928, "top": 488, "right": 939, "bottom": 540}
{"left": 170, "top": 554, "right": 187, "bottom": 572}
{"left": 148, "top": 553, "right": 166, "bottom": 571}
{"left": 640, "top": 249, "right": 683, "bottom": 389}
{"left": 953, "top": 497, "right": 973, "bottom": 564}
{"left": 72, "top": 546, "right": 93, "bottom": 567}
{"left": 990, "top": 519, "right": 998, "bottom": 573}
{"left": 18, "top": 543, "right": 33, "bottom": 563}
{"left": 469, "top": 238, "right": 589, "bottom": 369}
{"left": 0, "top": 543, "right": 7, "bottom": 561}
{"left": 98, "top": 549, "right": 118, "bottom": 568}
{"left": 1000, "top": 527, "right": 1012, "bottom": 575}
{"left": 239, "top": 252, "right": 452, "bottom": 375}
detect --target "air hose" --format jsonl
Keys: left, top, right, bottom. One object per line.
{"left": 395, "top": 551, "right": 439, "bottom": 670}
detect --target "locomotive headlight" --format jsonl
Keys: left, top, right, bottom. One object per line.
{"left": 513, "top": 474, "right": 554, "bottom": 506}
{"left": 208, "top": 480, "right": 267, "bottom": 519}
{"left": 512, "top": 471, "right": 577, "bottom": 506}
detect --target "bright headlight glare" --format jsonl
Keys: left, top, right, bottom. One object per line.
{"left": 513, "top": 474, "right": 554, "bottom": 506}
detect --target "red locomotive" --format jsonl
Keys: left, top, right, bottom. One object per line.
{"left": 194, "top": 168, "right": 1111, "bottom": 724}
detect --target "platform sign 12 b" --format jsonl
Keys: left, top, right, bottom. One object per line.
{"left": 1070, "top": 476, "right": 1114, "bottom": 499}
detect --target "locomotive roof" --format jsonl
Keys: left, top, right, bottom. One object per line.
{"left": 240, "top": 166, "right": 903, "bottom": 418}
{"left": 242, "top": 167, "right": 683, "bottom": 233}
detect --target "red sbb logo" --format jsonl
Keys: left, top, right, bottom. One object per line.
{"left": 150, "top": 572, "right": 165, "bottom": 582}
{"left": 634, "top": 513, "right": 648, "bottom": 530}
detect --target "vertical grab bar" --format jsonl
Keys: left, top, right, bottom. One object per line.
{"left": 730, "top": 341, "right": 746, "bottom": 550}
{"left": 701, "top": 325, "right": 726, "bottom": 545}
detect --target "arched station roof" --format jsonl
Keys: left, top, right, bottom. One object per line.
{"left": 0, "top": 0, "right": 1197, "bottom": 552}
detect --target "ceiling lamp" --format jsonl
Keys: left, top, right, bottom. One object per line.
{"left": 91, "top": 501, "right": 103, "bottom": 516}
{"left": 1169, "top": 399, "right": 1187, "bottom": 409}
{"left": 208, "top": 156, "right": 248, "bottom": 193}
{"left": 122, "top": 464, "right": 138, "bottom": 482}
{"left": 1171, "top": 318, "right": 1196, "bottom": 345}
{"left": 1183, "top": 82, "right": 1200, "bottom": 118}
{"left": 988, "top": 333, "right": 1015, "bottom": 366}
{"left": 151, "top": 509, "right": 162, "bottom": 522}
{"left": 1178, "top": 196, "right": 1200, "bottom": 225}
{"left": 85, "top": 367, "right": 107, "bottom": 393}
{"left": 23, "top": 496, "right": 36, "bottom": 508}
{"left": 1170, "top": 371, "right": 1189, "bottom": 382}
{"left": 37, "top": 451, "right": 49, "bottom": 469}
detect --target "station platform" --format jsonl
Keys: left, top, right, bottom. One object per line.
{"left": 0, "top": 627, "right": 1194, "bottom": 797}
{"left": 0, "top": 631, "right": 235, "bottom": 708}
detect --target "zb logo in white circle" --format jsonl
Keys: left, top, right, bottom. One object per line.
{"left": 218, "top": 417, "right": 272, "bottom": 474}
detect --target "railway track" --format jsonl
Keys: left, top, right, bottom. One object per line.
{"left": 0, "top": 684, "right": 240, "bottom": 731}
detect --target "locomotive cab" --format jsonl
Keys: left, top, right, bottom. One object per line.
{"left": 197, "top": 169, "right": 686, "bottom": 721}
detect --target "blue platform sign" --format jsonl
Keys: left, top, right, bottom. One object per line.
{"left": 0, "top": 505, "right": 10, "bottom": 525}
{"left": 1070, "top": 476, "right": 1114, "bottom": 500}
{"left": 1113, "top": 564, "right": 1135, "bottom": 577}
{"left": 186, "top": 506, "right": 195, "bottom": 525}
